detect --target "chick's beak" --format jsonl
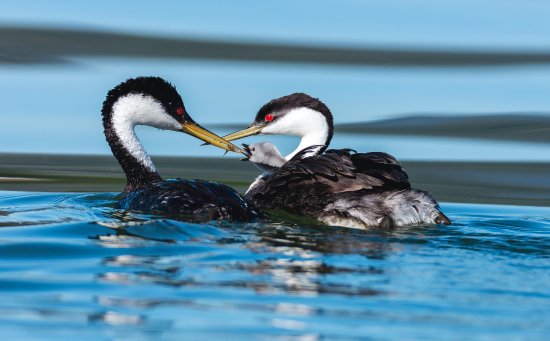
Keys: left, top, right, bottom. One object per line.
{"left": 181, "top": 121, "right": 243, "bottom": 154}
{"left": 240, "top": 143, "right": 252, "bottom": 161}
{"left": 222, "top": 124, "right": 264, "bottom": 142}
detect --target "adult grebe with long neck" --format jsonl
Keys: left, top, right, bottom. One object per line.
{"left": 102, "top": 76, "right": 260, "bottom": 221}
{"left": 222, "top": 93, "right": 451, "bottom": 228}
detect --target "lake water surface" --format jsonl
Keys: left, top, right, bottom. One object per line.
{"left": 1, "top": 191, "right": 549, "bottom": 339}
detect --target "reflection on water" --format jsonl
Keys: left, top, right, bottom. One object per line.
{"left": 0, "top": 192, "right": 549, "bottom": 339}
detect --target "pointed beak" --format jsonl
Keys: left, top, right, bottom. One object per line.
{"left": 181, "top": 121, "right": 243, "bottom": 154}
{"left": 222, "top": 124, "right": 264, "bottom": 142}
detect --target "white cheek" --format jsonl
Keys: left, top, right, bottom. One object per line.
{"left": 113, "top": 94, "right": 181, "bottom": 131}
{"left": 259, "top": 107, "right": 330, "bottom": 160}
{"left": 261, "top": 107, "right": 327, "bottom": 137}
{"left": 149, "top": 113, "right": 181, "bottom": 131}
{"left": 261, "top": 116, "right": 296, "bottom": 135}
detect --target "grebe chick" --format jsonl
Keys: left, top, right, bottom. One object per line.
{"left": 226, "top": 93, "right": 450, "bottom": 228}
{"left": 242, "top": 142, "right": 286, "bottom": 173}
{"left": 102, "top": 76, "right": 260, "bottom": 222}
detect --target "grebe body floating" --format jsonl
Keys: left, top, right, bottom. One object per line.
{"left": 102, "top": 76, "right": 259, "bottom": 221}
{"left": 227, "top": 93, "right": 450, "bottom": 228}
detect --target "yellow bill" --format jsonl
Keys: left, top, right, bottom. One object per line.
{"left": 181, "top": 122, "right": 243, "bottom": 154}
{"left": 222, "top": 125, "right": 264, "bottom": 142}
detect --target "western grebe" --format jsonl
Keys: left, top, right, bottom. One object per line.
{"left": 102, "top": 76, "right": 259, "bottom": 221}
{"left": 225, "top": 93, "right": 450, "bottom": 228}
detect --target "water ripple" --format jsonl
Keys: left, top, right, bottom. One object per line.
{"left": 0, "top": 192, "right": 549, "bottom": 339}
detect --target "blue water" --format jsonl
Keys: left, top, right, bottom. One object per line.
{"left": 1, "top": 191, "right": 549, "bottom": 339}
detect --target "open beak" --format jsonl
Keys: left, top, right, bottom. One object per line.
{"left": 240, "top": 143, "right": 252, "bottom": 161}
{"left": 222, "top": 125, "right": 264, "bottom": 142}
{"left": 181, "top": 121, "right": 243, "bottom": 154}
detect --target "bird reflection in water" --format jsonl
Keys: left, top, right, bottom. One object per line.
{"left": 83, "top": 213, "right": 431, "bottom": 339}
{"left": 92, "top": 217, "right": 397, "bottom": 298}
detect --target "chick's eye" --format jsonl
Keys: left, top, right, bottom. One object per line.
{"left": 265, "top": 114, "right": 274, "bottom": 122}
{"left": 176, "top": 107, "right": 183, "bottom": 115}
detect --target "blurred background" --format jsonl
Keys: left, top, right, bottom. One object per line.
{"left": 1, "top": 0, "right": 550, "bottom": 162}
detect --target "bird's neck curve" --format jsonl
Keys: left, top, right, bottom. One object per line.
{"left": 263, "top": 107, "right": 332, "bottom": 160}
{"left": 103, "top": 94, "right": 163, "bottom": 192}
{"left": 285, "top": 130, "right": 328, "bottom": 160}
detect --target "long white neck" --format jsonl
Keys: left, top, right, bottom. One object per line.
{"left": 260, "top": 107, "right": 329, "bottom": 160}
{"left": 111, "top": 94, "right": 181, "bottom": 172}
{"left": 285, "top": 130, "right": 328, "bottom": 160}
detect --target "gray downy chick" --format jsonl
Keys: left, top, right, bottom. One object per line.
{"left": 242, "top": 142, "right": 286, "bottom": 173}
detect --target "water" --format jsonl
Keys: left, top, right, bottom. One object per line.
{"left": 1, "top": 191, "right": 549, "bottom": 339}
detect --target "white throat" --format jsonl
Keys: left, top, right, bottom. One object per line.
{"left": 111, "top": 94, "right": 181, "bottom": 172}
{"left": 260, "top": 107, "right": 329, "bottom": 160}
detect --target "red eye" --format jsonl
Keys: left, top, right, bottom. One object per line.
{"left": 265, "top": 114, "right": 274, "bottom": 122}
{"left": 176, "top": 107, "right": 183, "bottom": 115}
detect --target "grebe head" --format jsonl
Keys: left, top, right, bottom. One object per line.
{"left": 102, "top": 76, "right": 241, "bottom": 191}
{"left": 102, "top": 76, "right": 241, "bottom": 154}
{"left": 223, "top": 93, "right": 334, "bottom": 160}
